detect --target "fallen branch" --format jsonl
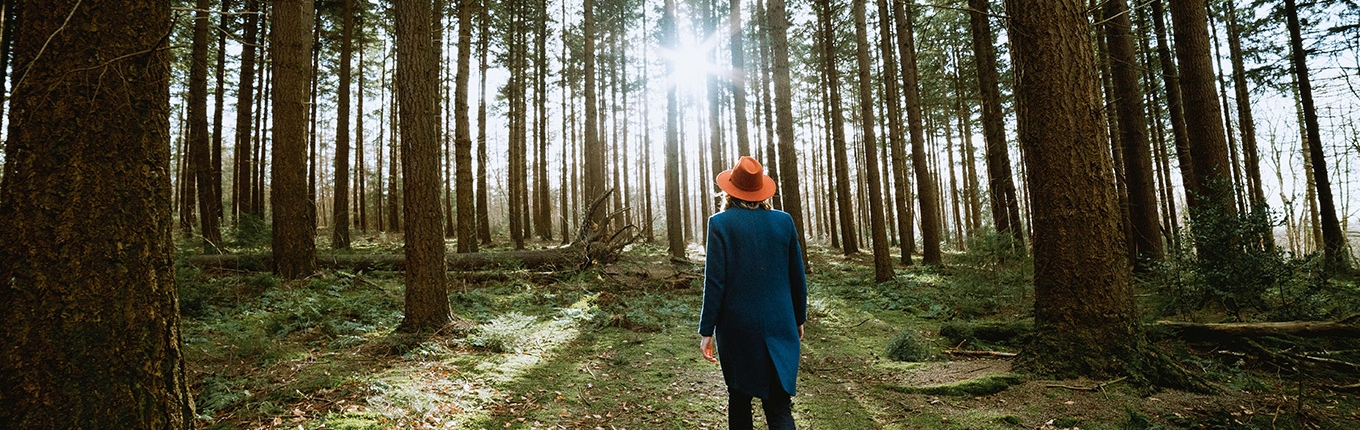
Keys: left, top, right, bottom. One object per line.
{"left": 1152, "top": 320, "right": 1360, "bottom": 339}
{"left": 943, "top": 349, "right": 1018, "bottom": 358}
{"left": 189, "top": 190, "right": 637, "bottom": 274}
{"left": 1045, "top": 376, "right": 1128, "bottom": 391}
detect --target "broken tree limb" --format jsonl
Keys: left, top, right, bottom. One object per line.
{"left": 187, "top": 189, "right": 638, "bottom": 274}
{"left": 943, "top": 350, "right": 1018, "bottom": 358}
{"left": 1045, "top": 376, "right": 1128, "bottom": 391}
{"left": 187, "top": 247, "right": 587, "bottom": 272}
{"left": 1152, "top": 320, "right": 1360, "bottom": 340}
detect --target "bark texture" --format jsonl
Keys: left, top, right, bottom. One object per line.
{"left": 769, "top": 0, "right": 807, "bottom": 266}
{"left": 1004, "top": 0, "right": 1140, "bottom": 377}
{"left": 852, "top": 0, "right": 893, "bottom": 281}
{"left": 333, "top": 0, "right": 354, "bottom": 249}
{"left": 454, "top": 0, "right": 477, "bottom": 253}
{"left": 1284, "top": 0, "right": 1349, "bottom": 271}
{"left": 1104, "top": 0, "right": 1161, "bottom": 266}
{"left": 894, "top": 0, "right": 942, "bottom": 264}
{"left": 271, "top": 0, "right": 318, "bottom": 279}
{"left": 396, "top": 0, "right": 453, "bottom": 332}
{"left": 0, "top": 0, "right": 195, "bottom": 426}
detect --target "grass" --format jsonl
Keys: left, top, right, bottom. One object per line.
{"left": 180, "top": 239, "right": 1360, "bottom": 429}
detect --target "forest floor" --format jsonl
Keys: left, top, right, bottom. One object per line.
{"left": 180, "top": 235, "right": 1360, "bottom": 430}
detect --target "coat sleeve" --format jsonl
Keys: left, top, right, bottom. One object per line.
{"left": 788, "top": 216, "right": 808, "bottom": 327}
{"left": 698, "top": 216, "right": 725, "bottom": 337}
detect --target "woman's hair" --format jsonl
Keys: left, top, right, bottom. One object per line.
{"left": 722, "top": 193, "right": 773, "bottom": 211}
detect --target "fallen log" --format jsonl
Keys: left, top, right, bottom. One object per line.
{"left": 1152, "top": 320, "right": 1360, "bottom": 339}
{"left": 187, "top": 190, "right": 638, "bottom": 274}
{"left": 187, "top": 247, "right": 587, "bottom": 272}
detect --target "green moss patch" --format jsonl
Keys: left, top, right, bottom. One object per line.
{"left": 888, "top": 373, "right": 1024, "bottom": 396}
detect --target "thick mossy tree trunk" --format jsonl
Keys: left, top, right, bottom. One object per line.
{"left": 395, "top": 0, "right": 453, "bottom": 333}
{"left": 0, "top": 0, "right": 195, "bottom": 426}
{"left": 272, "top": 0, "right": 318, "bottom": 279}
{"left": 1004, "top": 0, "right": 1141, "bottom": 378}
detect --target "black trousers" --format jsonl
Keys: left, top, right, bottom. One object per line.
{"left": 727, "top": 371, "right": 795, "bottom": 430}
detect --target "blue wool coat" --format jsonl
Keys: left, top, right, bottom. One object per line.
{"left": 698, "top": 207, "right": 808, "bottom": 399}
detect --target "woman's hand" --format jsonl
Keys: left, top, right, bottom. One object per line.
{"left": 700, "top": 336, "right": 717, "bottom": 363}
{"left": 798, "top": 324, "right": 805, "bottom": 341}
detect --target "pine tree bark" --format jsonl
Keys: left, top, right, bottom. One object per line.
{"left": 333, "top": 0, "right": 355, "bottom": 249}
{"left": 730, "top": 0, "right": 751, "bottom": 156}
{"left": 893, "top": 0, "right": 941, "bottom": 264}
{"left": 1003, "top": 0, "right": 1139, "bottom": 378}
{"left": 1285, "top": 0, "right": 1349, "bottom": 270}
{"left": 852, "top": 0, "right": 892, "bottom": 281}
{"left": 1104, "top": 0, "right": 1162, "bottom": 267}
{"left": 768, "top": 0, "right": 807, "bottom": 266}
{"left": 1152, "top": 0, "right": 1197, "bottom": 206}
{"left": 0, "top": 0, "right": 195, "bottom": 426}
{"left": 213, "top": 0, "right": 229, "bottom": 228}
{"left": 272, "top": 0, "right": 318, "bottom": 279}
{"left": 191, "top": 0, "right": 222, "bottom": 252}
{"left": 583, "top": 0, "right": 606, "bottom": 227}
{"left": 476, "top": 4, "right": 493, "bottom": 244}
{"left": 454, "top": 0, "right": 477, "bottom": 253}
{"left": 1223, "top": 2, "right": 1266, "bottom": 215}
{"left": 1170, "top": 0, "right": 1239, "bottom": 264}
{"left": 396, "top": 0, "right": 453, "bottom": 332}
{"left": 664, "top": 0, "right": 686, "bottom": 259}
{"left": 877, "top": 0, "right": 913, "bottom": 265}
{"left": 813, "top": 0, "right": 858, "bottom": 255}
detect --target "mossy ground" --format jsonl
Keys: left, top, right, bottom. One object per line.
{"left": 181, "top": 237, "right": 1360, "bottom": 429}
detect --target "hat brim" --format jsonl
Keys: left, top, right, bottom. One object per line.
{"left": 716, "top": 169, "right": 778, "bottom": 202}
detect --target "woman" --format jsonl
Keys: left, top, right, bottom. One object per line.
{"left": 698, "top": 156, "right": 808, "bottom": 430}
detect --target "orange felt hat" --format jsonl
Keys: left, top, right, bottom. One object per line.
{"left": 715, "top": 156, "right": 777, "bottom": 202}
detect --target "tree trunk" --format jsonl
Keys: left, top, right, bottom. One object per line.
{"left": 583, "top": 0, "right": 606, "bottom": 228}
{"left": 767, "top": 0, "right": 807, "bottom": 266}
{"left": 730, "top": 0, "right": 751, "bottom": 156}
{"left": 190, "top": 0, "right": 222, "bottom": 253}
{"left": 0, "top": 0, "right": 195, "bottom": 426}
{"left": 357, "top": 18, "right": 368, "bottom": 232}
{"left": 272, "top": 0, "right": 318, "bottom": 280}
{"left": 454, "top": 0, "right": 477, "bottom": 253}
{"left": 852, "top": 0, "right": 892, "bottom": 281}
{"left": 1170, "top": 0, "right": 1239, "bottom": 264}
{"left": 234, "top": 0, "right": 260, "bottom": 221}
{"left": 332, "top": 0, "right": 355, "bottom": 250}
{"left": 1151, "top": 0, "right": 1197, "bottom": 207}
{"left": 877, "top": 0, "right": 913, "bottom": 265}
{"left": 213, "top": 0, "right": 229, "bottom": 228}
{"left": 1284, "top": 0, "right": 1349, "bottom": 271}
{"left": 893, "top": 0, "right": 941, "bottom": 264}
{"left": 1004, "top": 0, "right": 1140, "bottom": 377}
{"left": 1104, "top": 0, "right": 1162, "bottom": 267}
{"left": 813, "top": 0, "right": 858, "bottom": 255}
{"left": 1223, "top": 2, "right": 1266, "bottom": 217}
{"left": 476, "top": 4, "right": 492, "bottom": 244}
{"left": 396, "top": 0, "right": 453, "bottom": 332}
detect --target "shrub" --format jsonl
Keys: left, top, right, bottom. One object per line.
{"left": 885, "top": 328, "right": 931, "bottom": 362}
{"left": 231, "top": 213, "right": 271, "bottom": 248}
{"left": 950, "top": 229, "right": 1033, "bottom": 318}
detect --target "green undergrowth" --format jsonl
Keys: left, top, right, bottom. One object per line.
{"left": 177, "top": 241, "right": 1358, "bottom": 429}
